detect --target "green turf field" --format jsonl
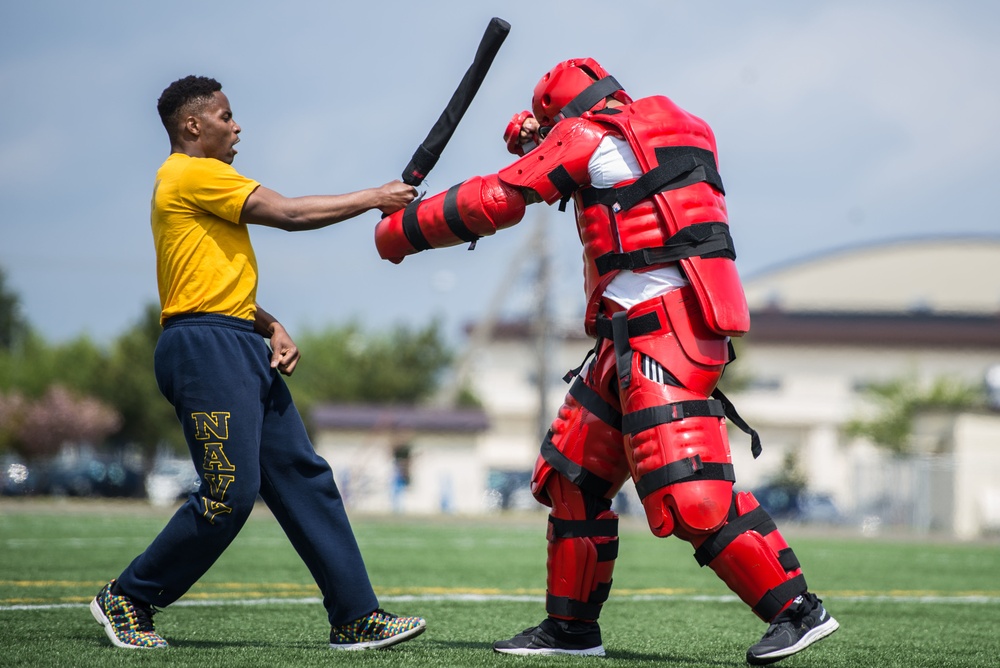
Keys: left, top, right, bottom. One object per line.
{"left": 1, "top": 499, "right": 998, "bottom": 667}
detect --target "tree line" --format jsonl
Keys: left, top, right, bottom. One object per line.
{"left": 0, "top": 267, "right": 455, "bottom": 465}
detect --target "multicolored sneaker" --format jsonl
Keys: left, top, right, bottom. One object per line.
{"left": 493, "top": 617, "right": 605, "bottom": 656}
{"left": 90, "top": 580, "right": 168, "bottom": 649}
{"left": 746, "top": 592, "right": 839, "bottom": 665}
{"left": 329, "top": 608, "right": 426, "bottom": 650}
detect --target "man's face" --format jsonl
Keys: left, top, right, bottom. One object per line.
{"left": 193, "top": 91, "right": 241, "bottom": 164}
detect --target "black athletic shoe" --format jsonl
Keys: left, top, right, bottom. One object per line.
{"left": 746, "top": 592, "right": 839, "bottom": 665}
{"left": 493, "top": 617, "right": 605, "bottom": 656}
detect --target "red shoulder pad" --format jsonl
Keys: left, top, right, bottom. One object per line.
{"left": 498, "top": 118, "right": 608, "bottom": 205}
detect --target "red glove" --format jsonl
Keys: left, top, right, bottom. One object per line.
{"left": 504, "top": 110, "right": 538, "bottom": 156}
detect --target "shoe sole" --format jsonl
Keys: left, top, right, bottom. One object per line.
{"left": 493, "top": 645, "right": 606, "bottom": 657}
{"left": 329, "top": 620, "right": 427, "bottom": 650}
{"left": 747, "top": 616, "right": 839, "bottom": 665}
{"left": 90, "top": 597, "right": 168, "bottom": 650}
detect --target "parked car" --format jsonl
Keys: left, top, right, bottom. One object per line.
{"left": 485, "top": 470, "right": 537, "bottom": 511}
{"left": 145, "top": 457, "right": 200, "bottom": 506}
{"left": 751, "top": 483, "right": 844, "bottom": 524}
{"left": 44, "top": 450, "right": 145, "bottom": 498}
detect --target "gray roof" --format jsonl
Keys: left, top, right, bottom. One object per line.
{"left": 311, "top": 404, "right": 490, "bottom": 433}
{"left": 745, "top": 309, "right": 1000, "bottom": 348}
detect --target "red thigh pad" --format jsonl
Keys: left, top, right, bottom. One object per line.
{"left": 616, "top": 293, "right": 734, "bottom": 537}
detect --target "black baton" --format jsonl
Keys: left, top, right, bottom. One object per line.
{"left": 401, "top": 17, "right": 511, "bottom": 186}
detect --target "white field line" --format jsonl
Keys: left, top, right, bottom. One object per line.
{"left": 2, "top": 592, "right": 999, "bottom": 612}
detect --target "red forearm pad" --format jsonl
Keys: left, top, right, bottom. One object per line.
{"left": 374, "top": 175, "right": 526, "bottom": 263}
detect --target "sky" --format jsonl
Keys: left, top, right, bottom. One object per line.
{"left": 2, "top": 1, "right": 998, "bottom": 345}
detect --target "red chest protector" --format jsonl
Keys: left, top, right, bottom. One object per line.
{"left": 577, "top": 96, "right": 750, "bottom": 337}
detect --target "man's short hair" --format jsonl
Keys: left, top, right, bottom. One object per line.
{"left": 157, "top": 75, "right": 222, "bottom": 138}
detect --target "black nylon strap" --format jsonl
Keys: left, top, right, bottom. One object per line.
{"left": 711, "top": 386, "right": 762, "bottom": 459}
{"left": 443, "top": 185, "right": 479, "bottom": 243}
{"left": 611, "top": 311, "right": 633, "bottom": 390}
{"left": 622, "top": 399, "right": 726, "bottom": 436}
{"left": 656, "top": 146, "right": 717, "bottom": 168}
{"left": 754, "top": 574, "right": 809, "bottom": 622}
{"left": 614, "top": 150, "right": 724, "bottom": 212}
{"left": 401, "top": 197, "right": 432, "bottom": 252}
{"left": 590, "top": 581, "right": 612, "bottom": 605}
{"left": 634, "top": 458, "right": 735, "bottom": 500}
{"left": 540, "top": 434, "right": 614, "bottom": 498}
{"left": 594, "top": 310, "right": 661, "bottom": 340}
{"left": 562, "top": 343, "right": 597, "bottom": 383}
{"left": 778, "top": 548, "right": 801, "bottom": 572}
{"left": 546, "top": 590, "right": 607, "bottom": 620}
{"left": 596, "top": 541, "right": 619, "bottom": 562}
{"left": 693, "top": 505, "right": 776, "bottom": 567}
{"left": 580, "top": 170, "right": 712, "bottom": 210}
{"left": 547, "top": 165, "right": 580, "bottom": 199}
{"left": 548, "top": 515, "right": 619, "bottom": 539}
{"left": 594, "top": 223, "right": 736, "bottom": 276}
{"left": 568, "top": 377, "right": 623, "bottom": 432}
{"left": 556, "top": 76, "right": 624, "bottom": 121}
{"left": 579, "top": 186, "right": 616, "bottom": 209}
{"left": 579, "top": 146, "right": 723, "bottom": 210}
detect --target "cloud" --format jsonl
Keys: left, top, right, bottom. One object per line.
{"left": 687, "top": 4, "right": 1000, "bottom": 192}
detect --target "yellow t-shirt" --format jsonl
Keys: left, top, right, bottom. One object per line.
{"left": 151, "top": 153, "right": 261, "bottom": 324}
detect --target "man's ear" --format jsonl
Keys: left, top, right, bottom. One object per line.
{"left": 183, "top": 114, "right": 201, "bottom": 137}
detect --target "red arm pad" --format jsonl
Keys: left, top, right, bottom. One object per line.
{"left": 375, "top": 174, "right": 526, "bottom": 263}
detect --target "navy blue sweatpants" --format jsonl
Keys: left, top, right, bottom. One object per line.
{"left": 116, "top": 313, "right": 378, "bottom": 625}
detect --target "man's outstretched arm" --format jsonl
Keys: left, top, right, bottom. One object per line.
{"left": 241, "top": 180, "right": 417, "bottom": 231}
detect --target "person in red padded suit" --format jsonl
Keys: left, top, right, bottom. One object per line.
{"left": 376, "top": 58, "right": 839, "bottom": 665}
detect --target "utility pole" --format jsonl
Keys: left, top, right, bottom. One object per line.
{"left": 533, "top": 213, "right": 553, "bottom": 442}
{"left": 434, "top": 216, "right": 539, "bottom": 408}
{"left": 434, "top": 210, "right": 555, "bottom": 444}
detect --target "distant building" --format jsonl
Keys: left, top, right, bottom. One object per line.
{"left": 734, "top": 236, "right": 1000, "bottom": 538}
{"left": 312, "top": 405, "right": 489, "bottom": 515}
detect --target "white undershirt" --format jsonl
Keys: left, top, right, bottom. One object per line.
{"left": 588, "top": 136, "right": 688, "bottom": 309}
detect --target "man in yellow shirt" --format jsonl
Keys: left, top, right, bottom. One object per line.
{"left": 90, "top": 75, "right": 426, "bottom": 651}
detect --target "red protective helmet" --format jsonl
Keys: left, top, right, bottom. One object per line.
{"left": 531, "top": 58, "right": 632, "bottom": 127}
